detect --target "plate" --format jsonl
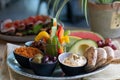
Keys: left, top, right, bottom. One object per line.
{"left": 7, "top": 53, "right": 109, "bottom": 80}
{"left": 0, "top": 34, "right": 35, "bottom": 42}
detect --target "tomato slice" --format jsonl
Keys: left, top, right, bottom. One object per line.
{"left": 23, "top": 19, "right": 33, "bottom": 25}
{"left": 13, "top": 20, "right": 21, "bottom": 28}
{"left": 35, "top": 15, "right": 50, "bottom": 23}
{"left": 28, "top": 16, "right": 35, "bottom": 23}
{"left": 35, "top": 15, "right": 44, "bottom": 22}
{"left": 4, "top": 22, "right": 13, "bottom": 28}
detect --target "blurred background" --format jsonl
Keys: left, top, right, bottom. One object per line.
{"left": 0, "top": 0, "right": 88, "bottom": 28}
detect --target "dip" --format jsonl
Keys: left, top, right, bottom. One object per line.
{"left": 63, "top": 54, "right": 87, "bottom": 67}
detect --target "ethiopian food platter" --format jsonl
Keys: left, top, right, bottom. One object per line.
{"left": 7, "top": 16, "right": 120, "bottom": 79}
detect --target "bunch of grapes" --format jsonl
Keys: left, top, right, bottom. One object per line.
{"left": 42, "top": 55, "right": 57, "bottom": 64}
{"left": 97, "top": 38, "right": 117, "bottom": 50}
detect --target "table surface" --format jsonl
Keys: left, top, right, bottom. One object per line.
{"left": 1, "top": 27, "right": 120, "bottom": 80}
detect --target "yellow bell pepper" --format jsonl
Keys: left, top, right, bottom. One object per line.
{"left": 64, "top": 36, "right": 70, "bottom": 43}
{"left": 35, "top": 31, "right": 50, "bottom": 41}
{"left": 61, "top": 36, "right": 70, "bottom": 44}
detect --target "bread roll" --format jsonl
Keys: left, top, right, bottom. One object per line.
{"left": 84, "top": 47, "right": 97, "bottom": 71}
{"left": 104, "top": 46, "right": 114, "bottom": 65}
{"left": 95, "top": 48, "right": 107, "bottom": 68}
{"left": 111, "top": 50, "right": 120, "bottom": 64}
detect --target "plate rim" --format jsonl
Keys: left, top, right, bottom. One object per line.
{"left": 0, "top": 33, "right": 35, "bottom": 42}
{"left": 7, "top": 52, "right": 109, "bottom": 80}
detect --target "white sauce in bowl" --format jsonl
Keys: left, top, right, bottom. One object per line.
{"left": 63, "top": 54, "right": 87, "bottom": 67}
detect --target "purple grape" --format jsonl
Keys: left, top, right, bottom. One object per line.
{"left": 53, "top": 56, "right": 57, "bottom": 62}
{"left": 105, "top": 38, "right": 112, "bottom": 44}
{"left": 104, "top": 43, "right": 113, "bottom": 47}
{"left": 97, "top": 40, "right": 104, "bottom": 47}
{"left": 42, "top": 55, "right": 57, "bottom": 63}
{"left": 48, "top": 55, "right": 53, "bottom": 60}
{"left": 111, "top": 44, "right": 117, "bottom": 50}
{"left": 42, "top": 55, "right": 49, "bottom": 63}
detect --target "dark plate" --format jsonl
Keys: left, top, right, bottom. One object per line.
{"left": 0, "top": 34, "right": 35, "bottom": 42}
{"left": 7, "top": 52, "right": 109, "bottom": 80}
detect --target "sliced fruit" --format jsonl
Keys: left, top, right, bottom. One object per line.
{"left": 70, "top": 30, "right": 104, "bottom": 42}
{"left": 66, "top": 36, "right": 81, "bottom": 52}
{"left": 68, "top": 39, "right": 98, "bottom": 55}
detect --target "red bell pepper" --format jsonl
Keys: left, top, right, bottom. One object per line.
{"left": 57, "top": 25, "right": 64, "bottom": 44}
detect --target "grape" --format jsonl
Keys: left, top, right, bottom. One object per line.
{"left": 53, "top": 56, "right": 57, "bottom": 62}
{"left": 42, "top": 55, "right": 49, "bottom": 63}
{"left": 105, "top": 38, "right": 112, "bottom": 44}
{"left": 97, "top": 40, "right": 104, "bottom": 47}
{"left": 49, "top": 56, "right": 52, "bottom": 60}
{"left": 111, "top": 44, "right": 117, "bottom": 50}
{"left": 42, "top": 55, "right": 57, "bottom": 63}
{"left": 104, "top": 38, "right": 117, "bottom": 50}
{"left": 97, "top": 38, "right": 117, "bottom": 50}
{"left": 48, "top": 56, "right": 57, "bottom": 62}
{"left": 104, "top": 43, "right": 112, "bottom": 47}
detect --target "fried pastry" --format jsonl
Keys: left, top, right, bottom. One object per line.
{"left": 84, "top": 47, "right": 98, "bottom": 71}
{"left": 95, "top": 48, "right": 107, "bottom": 68}
{"left": 104, "top": 46, "right": 114, "bottom": 65}
{"left": 111, "top": 50, "right": 120, "bottom": 64}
